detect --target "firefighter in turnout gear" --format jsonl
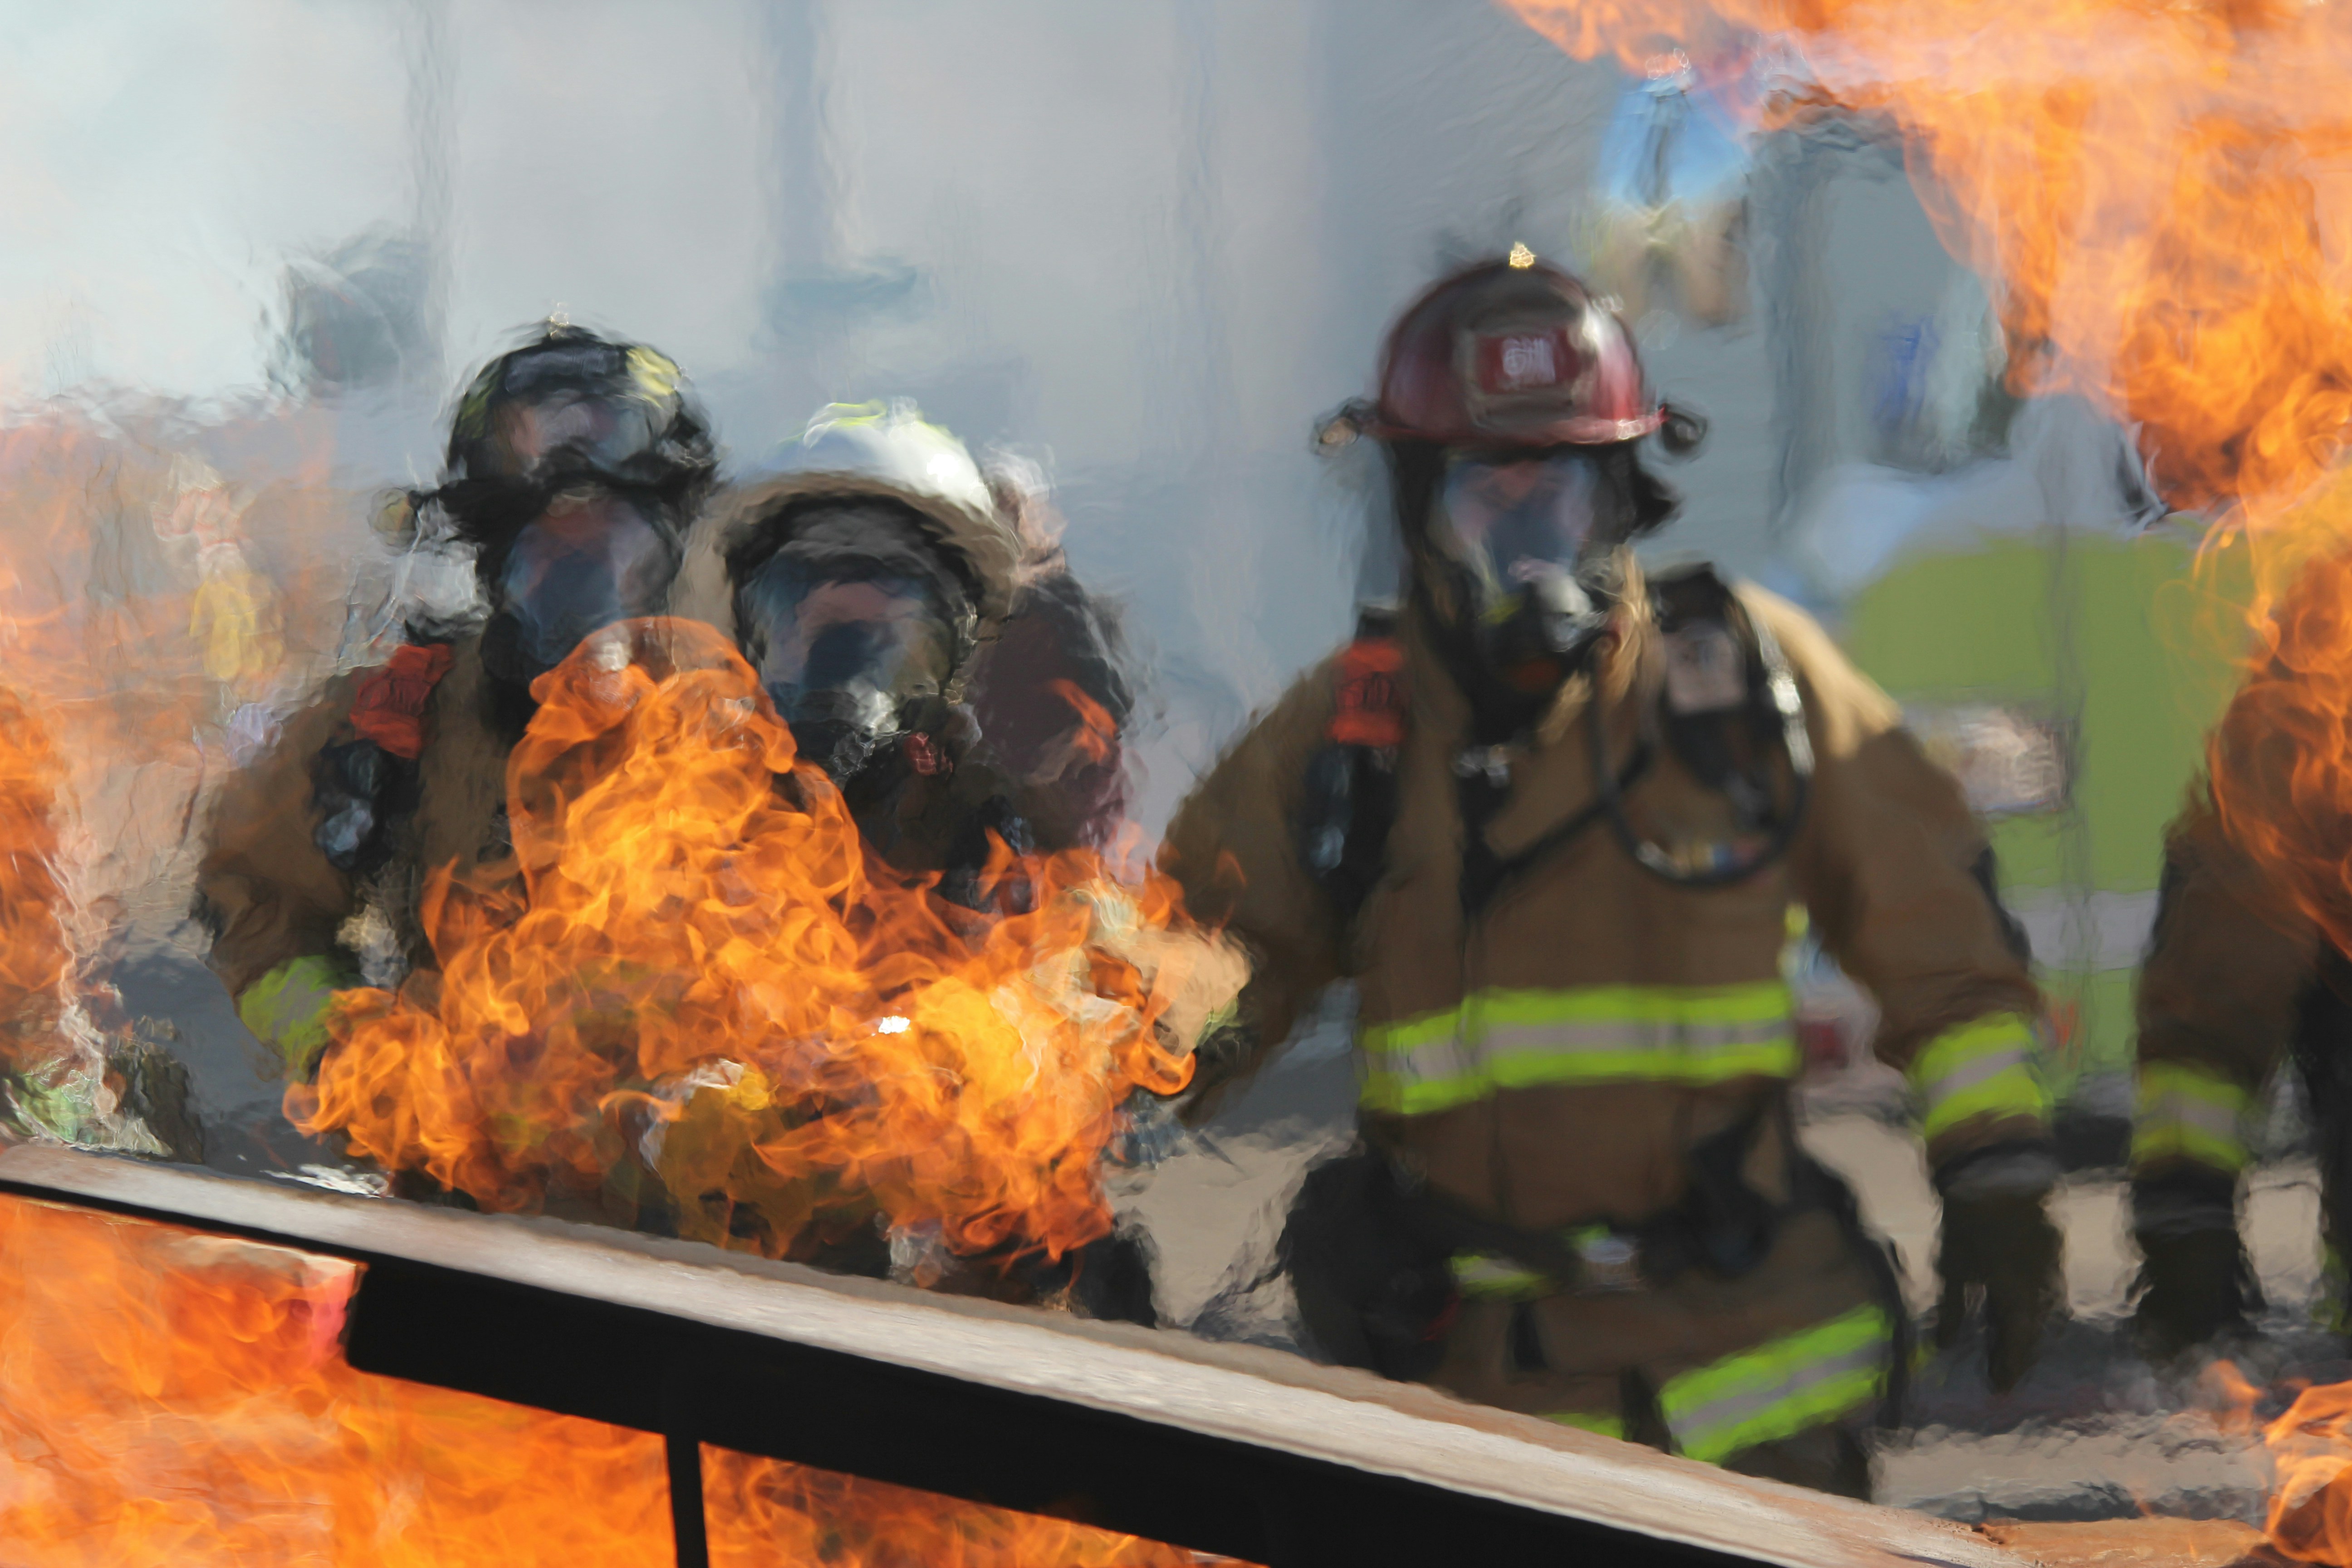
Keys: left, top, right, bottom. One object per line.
{"left": 671, "top": 400, "right": 1137, "bottom": 892}
{"left": 2128, "top": 616, "right": 2352, "bottom": 1357}
{"left": 667, "top": 402, "right": 1212, "bottom": 1312}
{"left": 1157, "top": 254, "right": 2053, "bottom": 1496}
{"left": 195, "top": 323, "right": 718, "bottom": 1092}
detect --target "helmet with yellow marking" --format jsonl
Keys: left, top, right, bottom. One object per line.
{"left": 440, "top": 322, "right": 717, "bottom": 511}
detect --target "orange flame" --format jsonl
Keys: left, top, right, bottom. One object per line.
{"left": 2259, "top": 1380, "right": 2352, "bottom": 1564}
{"left": 1049, "top": 677, "right": 1120, "bottom": 765}
{"left": 294, "top": 619, "right": 1214, "bottom": 1267}
{"left": 0, "top": 1190, "right": 1233, "bottom": 1566}
{"left": 1515, "top": 8, "right": 2352, "bottom": 1544}
{"left": 1499, "top": 0, "right": 2352, "bottom": 1043}
{"left": 1504, "top": 0, "right": 2352, "bottom": 513}
{"left": 0, "top": 410, "right": 358, "bottom": 1147}
{"left": 2197, "top": 498, "right": 2352, "bottom": 956}
{"left": 704, "top": 1456, "right": 1231, "bottom": 1568}
{"left": 2200, "top": 1362, "right": 2352, "bottom": 1564}
{"left": 0, "top": 687, "right": 70, "bottom": 1061}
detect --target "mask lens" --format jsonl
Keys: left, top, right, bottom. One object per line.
{"left": 495, "top": 500, "right": 677, "bottom": 672}
{"left": 1434, "top": 453, "right": 1604, "bottom": 593}
{"left": 738, "top": 564, "right": 951, "bottom": 717}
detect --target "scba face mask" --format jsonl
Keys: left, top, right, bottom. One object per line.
{"left": 734, "top": 546, "right": 966, "bottom": 783}
{"left": 486, "top": 493, "right": 681, "bottom": 687}
{"left": 1429, "top": 450, "right": 1621, "bottom": 692}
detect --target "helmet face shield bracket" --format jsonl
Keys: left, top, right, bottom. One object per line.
{"left": 1313, "top": 398, "right": 1376, "bottom": 455}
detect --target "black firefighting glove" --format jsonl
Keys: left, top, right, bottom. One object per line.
{"left": 2130, "top": 1165, "right": 2259, "bottom": 1361}
{"left": 1933, "top": 1142, "right": 2065, "bottom": 1393}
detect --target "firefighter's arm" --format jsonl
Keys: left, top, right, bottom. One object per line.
{"left": 191, "top": 689, "right": 362, "bottom": 1078}
{"left": 1755, "top": 593, "right": 2045, "bottom": 1162}
{"left": 2133, "top": 793, "right": 2308, "bottom": 1184}
{"left": 2129, "top": 791, "right": 2311, "bottom": 1354}
{"left": 1156, "top": 667, "right": 1350, "bottom": 1120}
{"left": 1756, "top": 592, "right": 2058, "bottom": 1390}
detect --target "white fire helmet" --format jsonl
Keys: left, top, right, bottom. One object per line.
{"left": 735, "top": 400, "right": 1020, "bottom": 621}
{"left": 748, "top": 400, "right": 989, "bottom": 516}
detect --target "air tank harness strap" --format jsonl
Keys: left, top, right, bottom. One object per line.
{"left": 1298, "top": 605, "right": 1409, "bottom": 923}
{"left": 313, "top": 641, "right": 454, "bottom": 874}
{"left": 1455, "top": 738, "right": 1652, "bottom": 921}
{"left": 1596, "top": 568, "right": 1811, "bottom": 887}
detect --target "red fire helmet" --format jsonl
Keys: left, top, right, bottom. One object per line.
{"left": 1372, "top": 252, "right": 1665, "bottom": 448}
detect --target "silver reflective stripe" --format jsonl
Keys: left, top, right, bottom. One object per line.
{"left": 1374, "top": 1034, "right": 1474, "bottom": 1083}
{"left": 1483, "top": 1014, "right": 1787, "bottom": 1058}
{"left": 1360, "top": 1032, "right": 1482, "bottom": 1115}
{"left": 1917, "top": 1044, "right": 2032, "bottom": 1103}
{"left": 1666, "top": 1331, "right": 1885, "bottom": 1458}
{"left": 1359, "top": 984, "right": 1796, "bottom": 1115}
{"left": 2141, "top": 1088, "right": 2244, "bottom": 1142}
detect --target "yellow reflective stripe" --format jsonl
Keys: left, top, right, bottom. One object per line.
{"left": 815, "top": 398, "right": 956, "bottom": 445}
{"left": 622, "top": 344, "right": 682, "bottom": 401}
{"left": 1450, "top": 1252, "right": 1552, "bottom": 1302}
{"left": 1359, "top": 1002, "right": 1479, "bottom": 1115}
{"left": 1658, "top": 1304, "right": 1891, "bottom": 1465}
{"left": 1909, "top": 1014, "right": 2047, "bottom": 1142}
{"left": 1547, "top": 1411, "right": 1626, "bottom": 1441}
{"left": 1358, "top": 1067, "right": 1486, "bottom": 1117}
{"left": 1358, "top": 983, "right": 1795, "bottom": 1116}
{"left": 2131, "top": 1061, "right": 2253, "bottom": 1175}
{"left": 237, "top": 956, "right": 352, "bottom": 1074}
{"left": 1359, "top": 1005, "right": 1466, "bottom": 1055}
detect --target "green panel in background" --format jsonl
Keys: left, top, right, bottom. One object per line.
{"left": 1838, "top": 528, "right": 2250, "bottom": 1088}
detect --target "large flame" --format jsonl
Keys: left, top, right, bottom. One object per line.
{"left": 1504, "top": 0, "right": 2352, "bottom": 514}
{"left": 1496, "top": 0, "right": 2352, "bottom": 714}
{"left": 293, "top": 619, "right": 1214, "bottom": 1267}
{"left": 2197, "top": 477, "right": 2352, "bottom": 957}
{"left": 2258, "top": 1379, "right": 2352, "bottom": 1564}
{"left": 0, "top": 411, "right": 351, "bottom": 1149}
{"left": 2200, "top": 1362, "right": 2352, "bottom": 1564}
{"left": 0, "top": 1190, "right": 1229, "bottom": 1566}
{"left": 1501, "top": 8, "right": 2352, "bottom": 1553}
{"left": 1498, "top": 0, "right": 2352, "bottom": 1024}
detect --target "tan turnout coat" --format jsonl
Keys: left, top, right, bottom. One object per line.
{"left": 1159, "top": 560, "right": 2039, "bottom": 1447}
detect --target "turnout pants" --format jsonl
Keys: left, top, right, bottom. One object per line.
{"left": 1431, "top": 1207, "right": 1894, "bottom": 1499}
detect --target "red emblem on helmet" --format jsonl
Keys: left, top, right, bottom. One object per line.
{"left": 1372, "top": 256, "right": 1662, "bottom": 448}
{"left": 1476, "top": 328, "right": 1578, "bottom": 394}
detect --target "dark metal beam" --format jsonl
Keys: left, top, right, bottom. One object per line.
{"left": 0, "top": 1147, "right": 2018, "bottom": 1568}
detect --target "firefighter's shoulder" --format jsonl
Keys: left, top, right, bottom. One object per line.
{"left": 1704, "top": 572, "right": 1905, "bottom": 737}
{"left": 1160, "top": 644, "right": 1348, "bottom": 894}
{"left": 1199, "top": 645, "right": 1351, "bottom": 782}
